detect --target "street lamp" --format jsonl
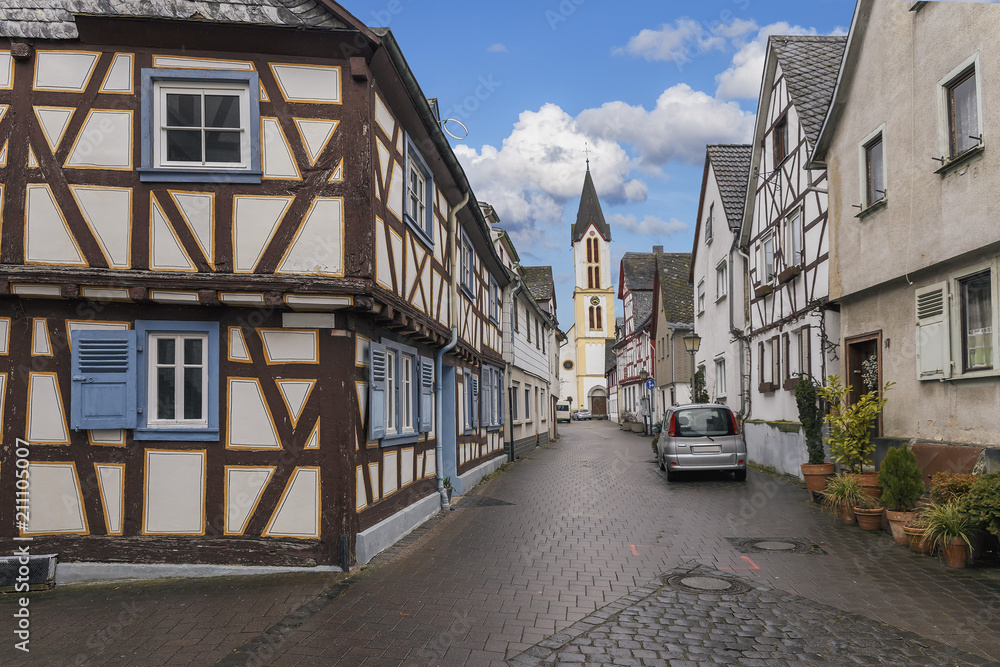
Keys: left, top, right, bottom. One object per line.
{"left": 639, "top": 369, "right": 649, "bottom": 435}
{"left": 683, "top": 333, "right": 701, "bottom": 403}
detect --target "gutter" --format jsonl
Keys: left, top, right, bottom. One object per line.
{"left": 735, "top": 244, "right": 753, "bottom": 419}
{"left": 506, "top": 279, "right": 524, "bottom": 463}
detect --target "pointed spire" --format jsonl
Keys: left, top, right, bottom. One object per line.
{"left": 571, "top": 167, "right": 611, "bottom": 244}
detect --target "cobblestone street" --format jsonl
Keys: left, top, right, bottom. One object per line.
{"left": 5, "top": 420, "right": 1000, "bottom": 665}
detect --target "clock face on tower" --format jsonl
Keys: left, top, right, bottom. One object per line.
{"left": 590, "top": 297, "right": 600, "bottom": 306}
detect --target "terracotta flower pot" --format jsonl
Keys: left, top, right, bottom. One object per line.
{"left": 801, "top": 463, "right": 835, "bottom": 501}
{"left": 943, "top": 537, "right": 969, "bottom": 568}
{"left": 839, "top": 503, "right": 856, "bottom": 525}
{"left": 904, "top": 526, "right": 934, "bottom": 554}
{"left": 885, "top": 510, "right": 917, "bottom": 546}
{"left": 854, "top": 507, "right": 884, "bottom": 531}
{"left": 849, "top": 472, "right": 881, "bottom": 500}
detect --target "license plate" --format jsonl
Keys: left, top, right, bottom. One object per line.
{"left": 691, "top": 445, "right": 722, "bottom": 454}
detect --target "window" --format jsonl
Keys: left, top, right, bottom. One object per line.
{"left": 527, "top": 312, "right": 532, "bottom": 342}
{"left": 513, "top": 297, "right": 519, "bottom": 332}
{"left": 947, "top": 67, "right": 980, "bottom": 158}
{"left": 512, "top": 383, "right": 519, "bottom": 421}
{"left": 404, "top": 135, "right": 434, "bottom": 243}
{"left": 771, "top": 337, "right": 781, "bottom": 388}
{"left": 524, "top": 386, "right": 531, "bottom": 420}
{"left": 535, "top": 318, "right": 540, "bottom": 348}
{"left": 773, "top": 115, "right": 788, "bottom": 164}
{"left": 585, "top": 237, "right": 601, "bottom": 289}
{"left": 140, "top": 69, "right": 260, "bottom": 183}
{"left": 864, "top": 134, "right": 886, "bottom": 206}
{"left": 784, "top": 210, "right": 803, "bottom": 267}
{"left": 761, "top": 233, "right": 775, "bottom": 283}
{"left": 481, "top": 365, "right": 505, "bottom": 430}
{"left": 714, "top": 358, "right": 726, "bottom": 398}
{"left": 460, "top": 232, "right": 475, "bottom": 294}
{"left": 488, "top": 275, "right": 500, "bottom": 324}
{"left": 705, "top": 203, "right": 714, "bottom": 243}
{"left": 960, "top": 271, "right": 993, "bottom": 372}
{"left": 697, "top": 280, "right": 706, "bottom": 314}
{"left": 369, "top": 340, "right": 433, "bottom": 442}
{"left": 70, "top": 321, "right": 221, "bottom": 440}
{"left": 716, "top": 261, "right": 727, "bottom": 299}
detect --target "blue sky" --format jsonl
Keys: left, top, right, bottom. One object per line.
{"left": 347, "top": 0, "right": 855, "bottom": 327}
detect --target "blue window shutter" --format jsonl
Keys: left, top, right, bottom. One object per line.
{"left": 471, "top": 374, "right": 479, "bottom": 429}
{"left": 369, "top": 342, "right": 387, "bottom": 440}
{"left": 71, "top": 330, "right": 137, "bottom": 430}
{"left": 482, "top": 368, "right": 492, "bottom": 427}
{"left": 498, "top": 371, "right": 505, "bottom": 425}
{"left": 419, "top": 356, "right": 433, "bottom": 433}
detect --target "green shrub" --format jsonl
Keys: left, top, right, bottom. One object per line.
{"left": 816, "top": 375, "right": 893, "bottom": 473}
{"left": 693, "top": 367, "right": 710, "bottom": 404}
{"left": 820, "top": 473, "right": 866, "bottom": 516}
{"left": 923, "top": 501, "right": 975, "bottom": 552}
{"left": 930, "top": 472, "right": 975, "bottom": 504}
{"left": 878, "top": 445, "right": 924, "bottom": 512}
{"left": 794, "top": 375, "right": 824, "bottom": 465}
{"left": 958, "top": 473, "right": 1000, "bottom": 538}
{"left": 651, "top": 433, "right": 659, "bottom": 456}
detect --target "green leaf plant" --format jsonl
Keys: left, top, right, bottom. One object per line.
{"left": 877, "top": 445, "right": 925, "bottom": 512}
{"left": 794, "top": 375, "right": 825, "bottom": 465}
{"left": 816, "top": 375, "right": 894, "bottom": 474}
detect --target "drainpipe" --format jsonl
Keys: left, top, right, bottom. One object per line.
{"left": 506, "top": 280, "right": 525, "bottom": 463}
{"left": 435, "top": 192, "right": 470, "bottom": 512}
{"left": 735, "top": 244, "right": 753, "bottom": 419}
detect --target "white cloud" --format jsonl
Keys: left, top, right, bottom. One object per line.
{"left": 714, "top": 22, "right": 821, "bottom": 100}
{"left": 608, "top": 213, "right": 688, "bottom": 237}
{"left": 614, "top": 17, "right": 756, "bottom": 66}
{"left": 487, "top": 43, "right": 508, "bottom": 54}
{"left": 576, "top": 84, "right": 755, "bottom": 166}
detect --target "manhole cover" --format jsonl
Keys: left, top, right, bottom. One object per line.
{"left": 661, "top": 573, "right": 751, "bottom": 594}
{"left": 727, "top": 537, "right": 827, "bottom": 555}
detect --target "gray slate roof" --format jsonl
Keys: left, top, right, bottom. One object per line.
{"left": 706, "top": 145, "right": 752, "bottom": 232}
{"left": 0, "top": 0, "right": 346, "bottom": 39}
{"left": 771, "top": 36, "right": 848, "bottom": 148}
{"left": 656, "top": 253, "right": 693, "bottom": 325}
{"left": 571, "top": 168, "right": 612, "bottom": 244}
{"left": 521, "top": 266, "right": 554, "bottom": 303}
{"left": 620, "top": 252, "right": 656, "bottom": 293}
{"left": 632, "top": 291, "right": 653, "bottom": 331}
{"left": 605, "top": 344, "right": 616, "bottom": 373}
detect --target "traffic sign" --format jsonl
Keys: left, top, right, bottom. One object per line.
{"left": 645, "top": 379, "right": 655, "bottom": 391}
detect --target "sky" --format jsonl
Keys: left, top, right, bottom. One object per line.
{"left": 346, "top": 0, "right": 855, "bottom": 328}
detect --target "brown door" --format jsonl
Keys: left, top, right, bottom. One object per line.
{"left": 591, "top": 396, "right": 607, "bottom": 416}
{"left": 846, "top": 333, "right": 881, "bottom": 436}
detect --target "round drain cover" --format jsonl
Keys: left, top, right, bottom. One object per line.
{"left": 753, "top": 541, "right": 797, "bottom": 551}
{"left": 680, "top": 576, "right": 732, "bottom": 591}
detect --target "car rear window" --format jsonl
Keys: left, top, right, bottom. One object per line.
{"left": 671, "top": 407, "right": 735, "bottom": 437}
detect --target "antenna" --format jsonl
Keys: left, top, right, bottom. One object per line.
{"left": 585, "top": 142, "right": 590, "bottom": 171}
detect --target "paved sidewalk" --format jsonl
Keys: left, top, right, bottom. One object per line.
{"left": 3, "top": 420, "right": 1000, "bottom": 665}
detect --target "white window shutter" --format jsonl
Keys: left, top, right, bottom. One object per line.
{"left": 419, "top": 356, "right": 433, "bottom": 433}
{"left": 369, "top": 342, "right": 387, "bottom": 439}
{"left": 915, "top": 282, "right": 952, "bottom": 381}
{"left": 471, "top": 374, "right": 479, "bottom": 429}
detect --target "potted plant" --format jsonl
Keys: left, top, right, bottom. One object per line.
{"left": 853, "top": 494, "right": 884, "bottom": 531}
{"left": 817, "top": 375, "right": 893, "bottom": 499}
{"left": 931, "top": 472, "right": 976, "bottom": 503}
{"left": 443, "top": 476, "right": 453, "bottom": 502}
{"left": 903, "top": 512, "right": 934, "bottom": 555}
{"left": 923, "top": 501, "right": 975, "bottom": 568}
{"left": 878, "top": 445, "right": 925, "bottom": 545}
{"left": 821, "top": 474, "right": 865, "bottom": 524}
{"left": 795, "top": 375, "right": 833, "bottom": 500}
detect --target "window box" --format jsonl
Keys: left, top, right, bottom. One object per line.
{"left": 754, "top": 284, "right": 774, "bottom": 298}
{"left": 777, "top": 266, "right": 801, "bottom": 284}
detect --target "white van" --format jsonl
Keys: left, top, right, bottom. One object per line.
{"left": 555, "top": 401, "right": 572, "bottom": 423}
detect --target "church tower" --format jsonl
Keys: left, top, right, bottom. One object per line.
{"left": 568, "top": 165, "right": 614, "bottom": 416}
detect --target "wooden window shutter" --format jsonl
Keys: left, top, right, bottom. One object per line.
{"left": 470, "top": 374, "right": 479, "bottom": 429}
{"left": 801, "top": 326, "right": 811, "bottom": 380}
{"left": 916, "top": 282, "right": 952, "bottom": 380}
{"left": 419, "top": 356, "right": 433, "bottom": 433}
{"left": 71, "top": 330, "right": 137, "bottom": 430}
{"left": 368, "top": 342, "right": 387, "bottom": 440}
{"left": 481, "top": 367, "right": 491, "bottom": 428}
{"left": 498, "top": 371, "right": 505, "bottom": 425}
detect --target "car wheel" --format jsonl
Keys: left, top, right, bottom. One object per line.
{"left": 734, "top": 469, "right": 747, "bottom": 482}
{"left": 665, "top": 466, "right": 677, "bottom": 481}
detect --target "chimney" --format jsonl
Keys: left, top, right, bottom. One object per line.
{"left": 653, "top": 245, "right": 663, "bottom": 254}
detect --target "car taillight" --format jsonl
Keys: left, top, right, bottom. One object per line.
{"left": 730, "top": 411, "right": 741, "bottom": 435}
{"left": 667, "top": 413, "right": 677, "bottom": 437}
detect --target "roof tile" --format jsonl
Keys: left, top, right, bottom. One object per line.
{"left": 771, "top": 35, "right": 848, "bottom": 148}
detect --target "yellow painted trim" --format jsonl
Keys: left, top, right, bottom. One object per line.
{"left": 64, "top": 319, "right": 131, "bottom": 351}
{"left": 9, "top": 284, "right": 63, "bottom": 299}
{"left": 32, "top": 50, "right": 101, "bottom": 92}
{"left": 218, "top": 292, "right": 267, "bottom": 306}
{"left": 141, "top": 448, "right": 207, "bottom": 536}
{"left": 268, "top": 63, "right": 342, "bottom": 105}
{"left": 31, "top": 106, "right": 75, "bottom": 153}
{"left": 262, "top": 466, "right": 322, "bottom": 539}
{"left": 384, "top": 160, "right": 404, "bottom": 224}
{"left": 62, "top": 108, "right": 135, "bottom": 171}
{"left": 26, "top": 371, "right": 71, "bottom": 445}
{"left": 282, "top": 293, "right": 353, "bottom": 310}
{"left": 260, "top": 116, "right": 302, "bottom": 181}
{"left": 80, "top": 286, "right": 132, "bottom": 302}
{"left": 382, "top": 449, "right": 398, "bottom": 498}
{"left": 0, "top": 139, "right": 8, "bottom": 167}
{"left": 168, "top": 189, "right": 215, "bottom": 269}
{"left": 355, "top": 380, "right": 369, "bottom": 432}
{"left": 256, "top": 328, "right": 320, "bottom": 365}
{"left": 368, "top": 462, "right": 380, "bottom": 500}
{"left": 259, "top": 81, "right": 268, "bottom": 101}
{"left": 355, "top": 465, "right": 368, "bottom": 512}
{"left": 274, "top": 378, "right": 316, "bottom": 428}
{"left": 223, "top": 465, "right": 276, "bottom": 536}
{"left": 149, "top": 194, "right": 197, "bottom": 272}
{"left": 93, "top": 462, "right": 126, "bottom": 535}
{"left": 231, "top": 194, "right": 293, "bottom": 274}
{"left": 99, "top": 52, "right": 134, "bottom": 94}
{"left": 68, "top": 185, "right": 133, "bottom": 269}
{"left": 225, "top": 377, "right": 282, "bottom": 450}
{"left": 23, "top": 183, "right": 88, "bottom": 267}
{"left": 274, "top": 196, "right": 345, "bottom": 277}
{"left": 227, "top": 326, "right": 252, "bottom": 363}
{"left": 329, "top": 157, "right": 344, "bottom": 182}
{"left": 355, "top": 333, "right": 370, "bottom": 368}
{"left": 151, "top": 55, "right": 256, "bottom": 70}
{"left": 387, "top": 224, "right": 404, "bottom": 290}
{"left": 20, "top": 461, "right": 89, "bottom": 536}
{"left": 31, "top": 318, "right": 52, "bottom": 357}
{"left": 87, "top": 429, "right": 126, "bottom": 447}
{"left": 400, "top": 446, "right": 415, "bottom": 488}
{"left": 0, "top": 372, "right": 7, "bottom": 444}
{"left": 0, "top": 51, "right": 12, "bottom": 90}
{"left": 292, "top": 118, "right": 339, "bottom": 166}
{"left": 304, "top": 418, "right": 320, "bottom": 450}
{"left": 374, "top": 93, "right": 394, "bottom": 138}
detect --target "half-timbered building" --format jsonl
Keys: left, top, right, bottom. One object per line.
{"left": 0, "top": 0, "right": 508, "bottom": 569}
{"left": 739, "top": 35, "right": 846, "bottom": 477}
{"left": 651, "top": 252, "right": 694, "bottom": 419}
{"left": 615, "top": 252, "right": 656, "bottom": 427}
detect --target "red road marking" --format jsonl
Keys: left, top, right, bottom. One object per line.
{"left": 630, "top": 544, "right": 639, "bottom": 556}
{"left": 720, "top": 555, "right": 760, "bottom": 570}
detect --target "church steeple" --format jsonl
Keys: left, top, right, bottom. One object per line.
{"left": 571, "top": 168, "right": 612, "bottom": 244}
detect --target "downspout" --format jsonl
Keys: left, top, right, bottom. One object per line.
{"left": 506, "top": 280, "right": 525, "bottom": 463}
{"left": 435, "top": 191, "right": 470, "bottom": 512}
{"left": 736, "top": 244, "right": 753, "bottom": 419}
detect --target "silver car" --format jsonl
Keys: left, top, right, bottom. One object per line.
{"left": 657, "top": 404, "right": 747, "bottom": 481}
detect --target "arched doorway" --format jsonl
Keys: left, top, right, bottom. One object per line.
{"left": 589, "top": 387, "right": 607, "bottom": 417}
